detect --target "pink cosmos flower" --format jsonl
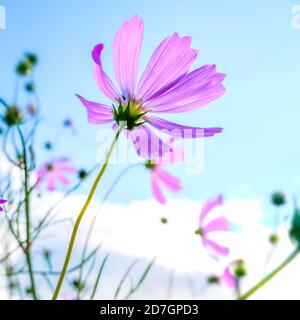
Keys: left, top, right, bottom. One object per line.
{"left": 0, "top": 199, "right": 7, "bottom": 212}
{"left": 77, "top": 15, "right": 226, "bottom": 160}
{"left": 196, "top": 194, "right": 230, "bottom": 257}
{"left": 37, "top": 158, "right": 77, "bottom": 191}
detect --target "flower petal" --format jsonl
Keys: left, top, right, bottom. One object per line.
{"left": 147, "top": 116, "right": 223, "bottom": 138}
{"left": 57, "top": 165, "right": 77, "bottom": 173}
{"left": 151, "top": 172, "right": 166, "bottom": 204}
{"left": 47, "top": 174, "right": 56, "bottom": 192}
{"left": 144, "top": 64, "right": 226, "bottom": 113}
{"left": 202, "top": 237, "right": 230, "bottom": 256}
{"left": 57, "top": 174, "right": 71, "bottom": 186}
{"left": 113, "top": 15, "right": 144, "bottom": 97}
{"left": 92, "top": 44, "right": 119, "bottom": 101}
{"left": 0, "top": 199, "right": 7, "bottom": 212}
{"left": 159, "top": 138, "right": 185, "bottom": 165}
{"left": 76, "top": 94, "right": 114, "bottom": 124}
{"left": 136, "top": 33, "right": 198, "bottom": 101}
{"left": 222, "top": 266, "right": 237, "bottom": 289}
{"left": 203, "top": 217, "right": 230, "bottom": 234}
{"left": 155, "top": 166, "right": 181, "bottom": 192}
{"left": 128, "top": 125, "right": 173, "bottom": 161}
{"left": 199, "top": 194, "right": 223, "bottom": 224}
{"left": 37, "top": 166, "right": 47, "bottom": 181}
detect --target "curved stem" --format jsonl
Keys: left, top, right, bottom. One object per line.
{"left": 239, "top": 248, "right": 299, "bottom": 300}
{"left": 52, "top": 129, "right": 122, "bottom": 300}
{"left": 76, "top": 164, "right": 139, "bottom": 299}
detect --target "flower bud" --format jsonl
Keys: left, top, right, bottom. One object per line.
{"left": 72, "top": 279, "right": 84, "bottom": 291}
{"left": 25, "top": 53, "right": 38, "bottom": 66}
{"left": 44, "top": 142, "right": 52, "bottom": 150}
{"left": 271, "top": 192, "right": 286, "bottom": 206}
{"left": 4, "top": 105, "right": 24, "bottom": 126}
{"left": 25, "top": 82, "right": 35, "bottom": 92}
{"left": 233, "top": 259, "right": 247, "bottom": 279}
{"left": 269, "top": 233, "right": 280, "bottom": 245}
{"left": 16, "top": 53, "right": 38, "bottom": 76}
{"left": 43, "top": 249, "right": 51, "bottom": 260}
{"left": 78, "top": 169, "right": 88, "bottom": 180}
{"left": 16, "top": 61, "right": 31, "bottom": 76}
{"left": 160, "top": 217, "right": 168, "bottom": 224}
{"left": 207, "top": 275, "right": 220, "bottom": 285}
{"left": 27, "top": 103, "right": 37, "bottom": 115}
{"left": 6, "top": 266, "right": 13, "bottom": 277}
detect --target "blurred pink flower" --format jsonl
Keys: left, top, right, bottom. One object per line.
{"left": 37, "top": 158, "right": 77, "bottom": 191}
{"left": 77, "top": 15, "right": 226, "bottom": 161}
{"left": 196, "top": 194, "right": 230, "bottom": 257}
{"left": 0, "top": 199, "right": 7, "bottom": 212}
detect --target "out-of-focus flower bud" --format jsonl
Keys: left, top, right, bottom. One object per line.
{"left": 16, "top": 53, "right": 38, "bottom": 76}
{"left": 44, "top": 142, "right": 52, "bottom": 150}
{"left": 63, "top": 118, "right": 72, "bottom": 127}
{"left": 72, "top": 279, "right": 85, "bottom": 291}
{"left": 63, "top": 118, "right": 76, "bottom": 134}
{"left": 233, "top": 259, "right": 247, "bottom": 279}
{"left": 271, "top": 192, "right": 286, "bottom": 207}
{"left": 43, "top": 249, "right": 51, "bottom": 260}
{"left": 160, "top": 217, "right": 168, "bottom": 224}
{"left": 6, "top": 266, "right": 13, "bottom": 277}
{"left": 78, "top": 169, "right": 88, "bottom": 180}
{"left": 4, "top": 105, "right": 24, "bottom": 126}
{"left": 269, "top": 233, "right": 280, "bottom": 245}
{"left": 25, "top": 82, "right": 35, "bottom": 93}
{"left": 25, "top": 53, "right": 38, "bottom": 66}
{"left": 207, "top": 275, "right": 220, "bottom": 285}
{"left": 27, "top": 103, "right": 37, "bottom": 116}
{"left": 16, "top": 61, "right": 31, "bottom": 76}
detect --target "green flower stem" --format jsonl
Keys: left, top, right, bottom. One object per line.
{"left": 52, "top": 129, "right": 122, "bottom": 300}
{"left": 239, "top": 247, "right": 300, "bottom": 300}
{"left": 17, "top": 126, "right": 38, "bottom": 300}
{"left": 76, "top": 164, "right": 139, "bottom": 299}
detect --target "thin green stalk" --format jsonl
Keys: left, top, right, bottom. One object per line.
{"left": 114, "top": 260, "right": 138, "bottom": 300}
{"left": 90, "top": 254, "right": 109, "bottom": 300}
{"left": 76, "top": 163, "right": 139, "bottom": 297}
{"left": 52, "top": 129, "right": 122, "bottom": 300}
{"left": 124, "top": 258, "right": 156, "bottom": 300}
{"left": 17, "top": 126, "right": 38, "bottom": 300}
{"left": 239, "top": 248, "right": 300, "bottom": 300}
{"left": 236, "top": 278, "right": 241, "bottom": 299}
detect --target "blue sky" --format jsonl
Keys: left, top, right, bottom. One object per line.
{"left": 0, "top": 0, "right": 299, "bottom": 217}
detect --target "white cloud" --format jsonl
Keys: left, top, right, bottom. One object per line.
{"left": 32, "top": 193, "right": 286, "bottom": 299}
{"left": 1, "top": 158, "right": 299, "bottom": 300}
